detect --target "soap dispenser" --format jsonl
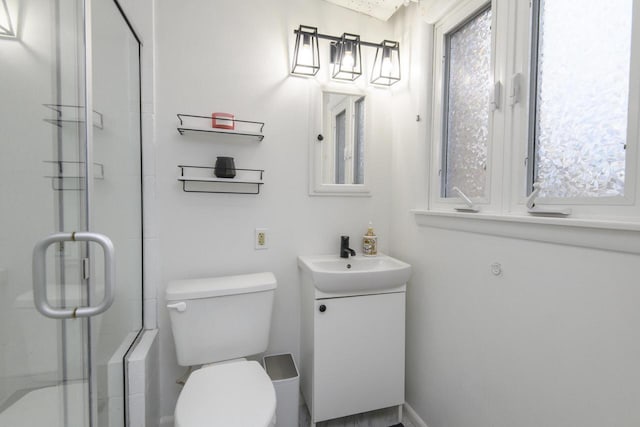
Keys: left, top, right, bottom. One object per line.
{"left": 362, "top": 222, "right": 378, "bottom": 257}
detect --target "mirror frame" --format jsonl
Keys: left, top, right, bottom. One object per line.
{"left": 309, "top": 85, "right": 371, "bottom": 196}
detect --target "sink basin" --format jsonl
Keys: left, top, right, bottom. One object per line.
{"left": 297, "top": 254, "right": 412, "bottom": 293}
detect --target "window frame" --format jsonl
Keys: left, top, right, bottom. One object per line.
{"left": 441, "top": 3, "right": 493, "bottom": 199}
{"left": 429, "top": 0, "right": 640, "bottom": 222}
{"left": 508, "top": 0, "right": 640, "bottom": 219}
{"left": 430, "top": 0, "right": 504, "bottom": 213}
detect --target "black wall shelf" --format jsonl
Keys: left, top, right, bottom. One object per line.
{"left": 176, "top": 114, "right": 264, "bottom": 141}
{"left": 177, "top": 165, "right": 264, "bottom": 194}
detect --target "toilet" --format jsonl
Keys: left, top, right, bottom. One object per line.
{"left": 166, "top": 272, "right": 278, "bottom": 427}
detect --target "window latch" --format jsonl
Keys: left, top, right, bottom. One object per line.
{"left": 526, "top": 182, "right": 572, "bottom": 216}
{"left": 510, "top": 73, "right": 521, "bottom": 106}
{"left": 491, "top": 81, "right": 502, "bottom": 111}
{"left": 452, "top": 186, "right": 479, "bottom": 212}
{"left": 525, "top": 182, "right": 541, "bottom": 209}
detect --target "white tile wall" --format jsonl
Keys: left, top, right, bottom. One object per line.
{"left": 141, "top": 114, "right": 157, "bottom": 177}
{"left": 126, "top": 329, "right": 159, "bottom": 427}
{"left": 107, "top": 396, "right": 124, "bottom": 427}
{"left": 143, "top": 297, "right": 157, "bottom": 331}
{"left": 143, "top": 237, "right": 159, "bottom": 329}
{"left": 128, "top": 393, "right": 146, "bottom": 427}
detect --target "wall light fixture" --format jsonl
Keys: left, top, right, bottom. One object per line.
{"left": 291, "top": 25, "right": 320, "bottom": 76}
{"left": 291, "top": 25, "right": 401, "bottom": 86}
{"left": 0, "top": 0, "right": 15, "bottom": 38}
{"left": 332, "top": 33, "right": 362, "bottom": 81}
{"left": 371, "top": 40, "right": 401, "bottom": 86}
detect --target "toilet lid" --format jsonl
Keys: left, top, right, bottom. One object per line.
{"left": 175, "top": 361, "right": 276, "bottom": 427}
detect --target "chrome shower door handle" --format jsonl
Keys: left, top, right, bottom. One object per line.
{"left": 33, "top": 232, "right": 116, "bottom": 319}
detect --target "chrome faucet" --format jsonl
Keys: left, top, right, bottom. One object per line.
{"left": 340, "top": 235, "right": 356, "bottom": 259}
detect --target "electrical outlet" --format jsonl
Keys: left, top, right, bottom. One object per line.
{"left": 255, "top": 228, "right": 268, "bottom": 250}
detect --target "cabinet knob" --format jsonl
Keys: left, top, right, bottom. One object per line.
{"left": 319, "top": 304, "right": 327, "bottom": 313}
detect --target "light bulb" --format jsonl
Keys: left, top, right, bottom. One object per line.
{"left": 342, "top": 50, "right": 354, "bottom": 69}
{"left": 299, "top": 34, "right": 313, "bottom": 65}
{"left": 299, "top": 45, "right": 312, "bottom": 65}
{"left": 381, "top": 57, "right": 393, "bottom": 76}
{"left": 381, "top": 46, "right": 393, "bottom": 76}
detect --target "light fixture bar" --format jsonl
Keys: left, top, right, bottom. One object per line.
{"left": 291, "top": 26, "right": 401, "bottom": 84}
{"left": 293, "top": 28, "right": 386, "bottom": 49}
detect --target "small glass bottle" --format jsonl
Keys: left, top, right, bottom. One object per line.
{"left": 362, "top": 222, "right": 378, "bottom": 256}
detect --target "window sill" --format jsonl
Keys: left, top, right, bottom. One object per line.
{"left": 411, "top": 209, "right": 640, "bottom": 255}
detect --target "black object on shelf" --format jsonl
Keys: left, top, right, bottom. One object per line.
{"left": 214, "top": 157, "right": 236, "bottom": 178}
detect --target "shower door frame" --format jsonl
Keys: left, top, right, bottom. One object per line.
{"left": 72, "top": 0, "right": 144, "bottom": 425}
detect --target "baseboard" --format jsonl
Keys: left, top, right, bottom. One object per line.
{"left": 403, "top": 402, "right": 428, "bottom": 427}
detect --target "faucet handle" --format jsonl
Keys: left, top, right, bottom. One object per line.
{"left": 340, "top": 235, "right": 351, "bottom": 258}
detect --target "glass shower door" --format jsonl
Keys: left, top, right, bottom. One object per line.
{"left": 0, "top": 0, "right": 142, "bottom": 426}
{"left": 0, "top": 0, "right": 93, "bottom": 425}
{"left": 90, "top": 0, "right": 143, "bottom": 425}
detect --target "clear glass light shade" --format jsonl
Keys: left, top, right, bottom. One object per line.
{"left": 330, "top": 42, "right": 338, "bottom": 64}
{"left": 371, "top": 40, "right": 401, "bottom": 86}
{"left": 291, "top": 25, "right": 320, "bottom": 76}
{"left": 0, "top": 0, "right": 15, "bottom": 38}
{"left": 332, "top": 34, "right": 362, "bottom": 81}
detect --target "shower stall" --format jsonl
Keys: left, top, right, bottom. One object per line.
{"left": 0, "top": 0, "right": 143, "bottom": 425}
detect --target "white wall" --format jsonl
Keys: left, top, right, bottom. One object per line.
{"left": 390, "top": 5, "right": 640, "bottom": 427}
{"left": 153, "top": 0, "right": 396, "bottom": 419}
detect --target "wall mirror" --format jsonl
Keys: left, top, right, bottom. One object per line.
{"left": 310, "top": 89, "right": 371, "bottom": 196}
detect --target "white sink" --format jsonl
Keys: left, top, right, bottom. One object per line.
{"left": 297, "top": 253, "right": 412, "bottom": 293}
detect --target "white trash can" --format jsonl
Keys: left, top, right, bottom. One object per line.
{"left": 263, "top": 353, "right": 299, "bottom": 427}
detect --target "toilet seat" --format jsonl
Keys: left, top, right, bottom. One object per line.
{"left": 175, "top": 360, "right": 276, "bottom": 427}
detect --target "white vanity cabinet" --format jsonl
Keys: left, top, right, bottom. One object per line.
{"left": 300, "top": 273, "right": 406, "bottom": 425}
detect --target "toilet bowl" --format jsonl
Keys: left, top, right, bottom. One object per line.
{"left": 175, "top": 360, "right": 276, "bottom": 427}
{"left": 166, "top": 272, "right": 278, "bottom": 427}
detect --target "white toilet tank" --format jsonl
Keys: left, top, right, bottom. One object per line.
{"left": 166, "top": 272, "right": 277, "bottom": 366}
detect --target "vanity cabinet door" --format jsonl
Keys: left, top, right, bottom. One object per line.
{"left": 313, "top": 292, "right": 405, "bottom": 422}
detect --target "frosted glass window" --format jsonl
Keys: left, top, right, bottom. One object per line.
{"left": 443, "top": 6, "right": 492, "bottom": 198}
{"left": 335, "top": 110, "right": 346, "bottom": 184}
{"left": 354, "top": 97, "right": 365, "bottom": 185}
{"left": 531, "top": 0, "right": 632, "bottom": 198}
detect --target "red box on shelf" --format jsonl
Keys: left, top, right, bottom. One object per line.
{"left": 211, "top": 112, "right": 235, "bottom": 130}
